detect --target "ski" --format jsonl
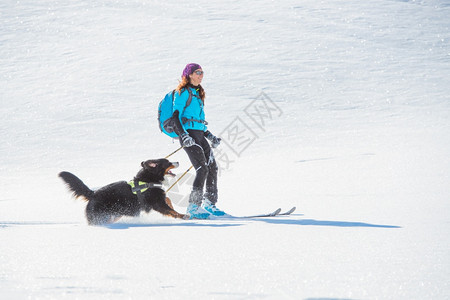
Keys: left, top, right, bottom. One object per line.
{"left": 212, "top": 208, "right": 282, "bottom": 219}
{"left": 238, "top": 208, "right": 282, "bottom": 219}
{"left": 234, "top": 207, "right": 296, "bottom": 218}
{"left": 206, "top": 207, "right": 296, "bottom": 220}
{"left": 278, "top": 206, "right": 296, "bottom": 216}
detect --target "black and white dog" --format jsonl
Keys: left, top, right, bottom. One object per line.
{"left": 59, "top": 159, "right": 185, "bottom": 225}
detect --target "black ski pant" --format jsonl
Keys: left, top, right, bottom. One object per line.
{"left": 181, "top": 129, "right": 218, "bottom": 204}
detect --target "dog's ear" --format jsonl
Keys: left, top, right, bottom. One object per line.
{"left": 141, "top": 161, "right": 145, "bottom": 167}
{"left": 148, "top": 162, "right": 158, "bottom": 168}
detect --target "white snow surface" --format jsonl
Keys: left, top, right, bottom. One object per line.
{"left": 1, "top": 0, "right": 450, "bottom": 299}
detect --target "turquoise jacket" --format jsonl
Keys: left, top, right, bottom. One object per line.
{"left": 173, "top": 86, "right": 207, "bottom": 133}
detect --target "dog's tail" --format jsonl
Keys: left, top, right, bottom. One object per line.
{"left": 59, "top": 171, "right": 94, "bottom": 201}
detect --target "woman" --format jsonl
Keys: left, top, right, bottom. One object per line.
{"left": 172, "top": 63, "right": 226, "bottom": 219}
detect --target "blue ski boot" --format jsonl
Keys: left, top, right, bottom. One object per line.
{"left": 202, "top": 199, "right": 228, "bottom": 217}
{"left": 186, "top": 203, "right": 211, "bottom": 219}
{"left": 186, "top": 188, "right": 210, "bottom": 219}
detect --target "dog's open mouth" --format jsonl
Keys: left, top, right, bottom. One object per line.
{"left": 165, "top": 162, "right": 179, "bottom": 177}
{"left": 165, "top": 168, "right": 176, "bottom": 177}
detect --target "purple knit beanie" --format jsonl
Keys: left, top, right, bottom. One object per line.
{"left": 182, "top": 63, "right": 202, "bottom": 79}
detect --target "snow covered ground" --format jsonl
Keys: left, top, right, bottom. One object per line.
{"left": 1, "top": 0, "right": 449, "bottom": 299}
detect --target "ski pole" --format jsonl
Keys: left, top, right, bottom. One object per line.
{"left": 166, "top": 165, "right": 193, "bottom": 193}
{"left": 165, "top": 146, "right": 184, "bottom": 159}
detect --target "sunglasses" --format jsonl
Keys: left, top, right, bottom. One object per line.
{"left": 194, "top": 70, "right": 204, "bottom": 75}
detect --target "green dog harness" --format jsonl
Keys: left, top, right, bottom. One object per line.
{"left": 128, "top": 180, "right": 164, "bottom": 195}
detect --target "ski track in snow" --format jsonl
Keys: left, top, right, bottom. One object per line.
{"left": 1, "top": 0, "right": 450, "bottom": 299}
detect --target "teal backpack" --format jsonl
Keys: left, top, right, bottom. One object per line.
{"left": 158, "top": 88, "right": 193, "bottom": 138}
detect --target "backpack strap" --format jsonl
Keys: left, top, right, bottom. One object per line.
{"left": 171, "top": 88, "right": 197, "bottom": 136}
{"left": 181, "top": 117, "right": 208, "bottom": 125}
{"left": 181, "top": 88, "right": 193, "bottom": 115}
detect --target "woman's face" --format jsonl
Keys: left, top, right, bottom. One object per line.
{"left": 189, "top": 69, "right": 203, "bottom": 86}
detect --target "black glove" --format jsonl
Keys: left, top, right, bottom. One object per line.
{"left": 205, "top": 131, "right": 221, "bottom": 148}
{"left": 180, "top": 133, "right": 195, "bottom": 147}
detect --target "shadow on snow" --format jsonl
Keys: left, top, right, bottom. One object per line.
{"left": 104, "top": 222, "right": 241, "bottom": 229}
{"left": 0, "top": 216, "right": 400, "bottom": 229}
{"left": 256, "top": 215, "right": 401, "bottom": 228}
{"left": 106, "top": 214, "right": 401, "bottom": 229}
